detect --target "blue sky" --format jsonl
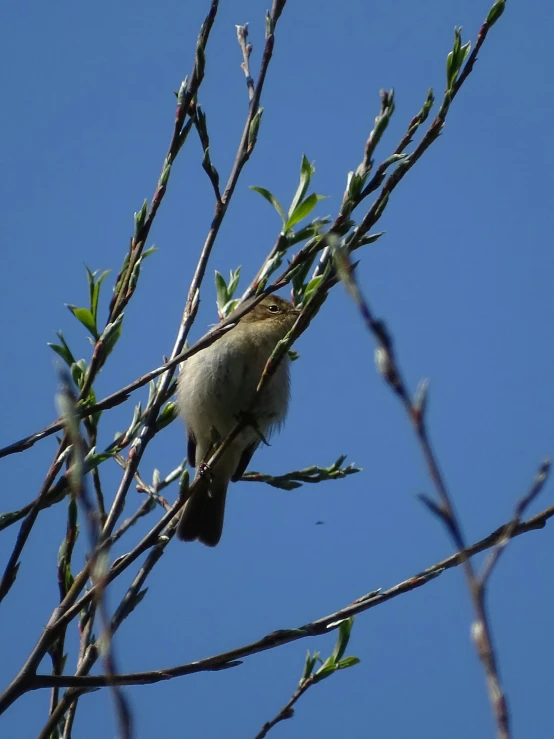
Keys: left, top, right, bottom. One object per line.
{"left": 1, "top": 0, "right": 553, "bottom": 737}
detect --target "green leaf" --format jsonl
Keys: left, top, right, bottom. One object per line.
{"left": 86, "top": 266, "right": 95, "bottom": 318}
{"left": 66, "top": 305, "right": 98, "bottom": 339}
{"left": 269, "top": 478, "right": 302, "bottom": 491}
{"left": 70, "top": 359, "right": 87, "bottom": 388}
{"left": 83, "top": 448, "right": 117, "bottom": 473}
{"left": 346, "top": 171, "right": 366, "bottom": 202}
{"left": 156, "top": 401, "right": 178, "bottom": 431}
{"left": 63, "top": 562, "right": 74, "bottom": 593}
{"left": 446, "top": 28, "right": 471, "bottom": 90}
{"left": 290, "top": 253, "right": 318, "bottom": 297}
{"left": 486, "top": 0, "right": 505, "bottom": 25}
{"left": 285, "top": 193, "right": 326, "bottom": 231}
{"left": 215, "top": 271, "right": 229, "bottom": 311}
{"left": 50, "top": 331, "right": 76, "bottom": 366}
{"left": 313, "top": 656, "right": 337, "bottom": 683}
{"left": 336, "top": 656, "right": 360, "bottom": 670}
{"left": 222, "top": 298, "right": 240, "bottom": 317}
{"left": 82, "top": 386, "right": 102, "bottom": 431}
{"left": 91, "top": 270, "right": 111, "bottom": 324}
{"left": 134, "top": 199, "right": 148, "bottom": 236}
{"left": 100, "top": 313, "right": 123, "bottom": 359}
{"left": 287, "top": 218, "right": 330, "bottom": 248}
{"left": 300, "top": 650, "right": 319, "bottom": 683}
{"left": 331, "top": 617, "right": 354, "bottom": 663}
{"left": 142, "top": 246, "right": 159, "bottom": 259}
{"left": 353, "top": 232, "right": 385, "bottom": 250}
{"left": 250, "top": 186, "right": 286, "bottom": 225}
{"left": 48, "top": 343, "right": 74, "bottom": 366}
{"left": 288, "top": 154, "right": 315, "bottom": 219}
{"left": 114, "top": 251, "right": 130, "bottom": 297}
{"left": 227, "top": 266, "right": 241, "bottom": 296}
{"left": 302, "top": 275, "right": 325, "bottom": 304}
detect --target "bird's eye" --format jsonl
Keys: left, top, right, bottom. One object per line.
{"left": 267, "top": 304, "right": 280, "bottom": 313}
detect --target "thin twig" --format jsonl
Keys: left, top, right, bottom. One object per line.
{"left": 57, "top": 372, "right": 133, "bottom": 739}
{"left": 16, "top": 501, "right": 554, "bottom": 696}
{"left": 253, "top": 677, "right": 314, "bottom": 739}
{"left": 479, "top": 458, "right": 551, "bottom": 586}
{"left": 236, "top": 24, "right": 255, "bottom": 101}
{"left": 0, "top": 3, "right": 291, "bottom": 720}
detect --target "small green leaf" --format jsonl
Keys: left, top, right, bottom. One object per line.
{"left": 48, "top": 343, "right": 73, "bottom": 366}
{"left": 288, "top": 154, "right": 315, "bottom": 219}
{"left": 446, "top": 28, "right": 471, "bottom": 91}
{"left": 114, "top": 252, "right": 130, "bottom": 297}
{"left": 142, "top": 246, "right": 159, "bottom": 259}
{"left": 66, "top": 305, "right": 98, "bottom": 339}
{"left": 227, "top": 266, "right": 241, "bottom": 296}
{"left": 86, "top": 266, "right": 95, "bottom": 317}
{"left": 91, "top": 270, "right": 110, "bottom": 324}
{"left": 83, "top": 448, "right": 117, "bottom": 473}
{"left": 215, "top": 271, "right": 229, "bottom": 311}
{"left": 270, "top": 479, "right": 302, "bottom": 490}
{"left": 250, "top": 186, "right": 286, "bottom": 225}
{"left": 486, "top": 0, "right": 505, "bottom": 25}
{"left": 134, "top": 199, "right": 148, "bottom": 236}
{"left": 64, "top": 563, "right": 74, "bottom": 593}
{"left": 290, "top": 253, "right": 318, "bottom": 299}
{"left": 302, "top": 275, "right": 325, "bottom": 304}
{"left": 82, "top": 386, "right": 101, "bottom": 430}
{"left": 346, "top": 171, "right": 366, "bottom": 202}
{"left": 247, "top": 107, "right": 264, "bottom": 150}
{"left": 265, "top": 9, "right": 273, "bottom": 38}
{"left": 331, "top": 617, "right": 354, "bottom": 663}
{"left": 100, "top": 314, "right": 123, "bottom": 359}
{"left": 156, "top": 401, "right": 177, "bottom": 431}
{"left": 51, "top": 332, "right": 77, "bottom": 366}
{"left": 70, "top": 359, "right": 87, "bottom": 388}
{"left": 177, "top": 76, "right": 188, "bottom": 105}
{"left": 313, "top": 656, "right": 337, "bottom": 683}
{"left": 222, "top": 298, "right": 240, "bottom": 317}
{"left": 336, "top": 656, "right": 360, "bottom": 670}
{"left": 287, "top": 218, "right": 330, "bottom": 248}
{"left": 300, "top": 650, "right": 319, "bottom": 684}
{"left": 285, "top": 193, "right": 326, "bottom": 231}
{"left": 353, "top": 232, "right": 385, "bottom": 250}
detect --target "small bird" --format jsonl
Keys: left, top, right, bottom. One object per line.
{"left": 176, "top": 294, "right": 299, "bottom": 546}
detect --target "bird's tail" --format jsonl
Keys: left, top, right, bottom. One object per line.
{"left": 176, "top": 474, "right": 228, "bottom": 547}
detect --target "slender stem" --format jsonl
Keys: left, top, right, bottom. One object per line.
{"left": 253, "top": 677, "right": 314, "bottom": 739}
{"left": 10, "top": 501, "right": 552, "bottom": 696}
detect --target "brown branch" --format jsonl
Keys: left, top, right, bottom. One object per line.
{"left": 0, "top": 3, "right": 291, "bottom": 720}
{"left": 0, "top": 446, "right": 67, "bottom": 602}
{"left": 253, "top": 676, "right": 314, "bottom": 739}
{"left": 14, "top": 502, "right": 552, "bottom": 696}
{"left": 479, "top": 458, "right": 551, "bottom": 586}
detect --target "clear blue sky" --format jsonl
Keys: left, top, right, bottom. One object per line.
{"left": 1, "top": 1, "right": 553, "bottom": 737}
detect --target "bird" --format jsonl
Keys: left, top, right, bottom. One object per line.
{"left": 176, "top": 294, "right": 299, "bottom": 546}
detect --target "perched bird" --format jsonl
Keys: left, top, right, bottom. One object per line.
{"left": 176, "top": 294, "right": 299, "bottom": 546}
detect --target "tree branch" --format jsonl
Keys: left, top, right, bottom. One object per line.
{"left": 16, "top": 502, "right": 553, "bottom": 696}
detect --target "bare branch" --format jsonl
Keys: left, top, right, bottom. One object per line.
{"left": 13, "top": 502, "right": 553, "bottom": 697}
